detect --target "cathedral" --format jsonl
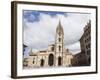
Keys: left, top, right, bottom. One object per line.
{"left": 25, "top": 21, "right": 73, "bottom": 68}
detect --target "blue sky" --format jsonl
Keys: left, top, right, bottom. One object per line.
{"left": 23, "top": 10, "right": 90, "bottom": 58}
{"left": 23, "top": 10, "right": 67, "bottom": 23}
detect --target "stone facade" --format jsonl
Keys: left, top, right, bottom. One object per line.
{"left": 24, "top": 21, "right": 73, "bottom": 68}
{"left": 71, "top": 52, "right": 88, "bottom": 66}
{"left": 71, "top": 21, "right": 91, "bottom": 66}
{"left": 80, "top": 20, "right": 91, "bottom": 65}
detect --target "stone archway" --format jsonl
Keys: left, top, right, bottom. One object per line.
{"left": 48, "top": 54, "right": 54, "bottom": 66}
{"left": 58, "top": 56, "right": 62, "bottom": 66}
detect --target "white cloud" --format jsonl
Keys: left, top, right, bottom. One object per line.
{"left": 23, "top": 12, "right": 90, "bottom": 54}
{"left": 65, "top": 41, "right": 81, "bottom": 54}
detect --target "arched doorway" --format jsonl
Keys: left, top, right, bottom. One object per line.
{"left": 58, "top": 56, "right": 62, "bottom": 66}
{"left": 48, "top": 54, "right": 54, "bottom": 66}
{"left": 40, "top": 59, "right": 44, "bottom": 67}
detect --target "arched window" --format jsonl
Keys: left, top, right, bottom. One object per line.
{"left": 59, "top": 45, "right": 61, "bottom": 51}
{"left": 33, "top": 58, "right": 35, "bottom": 64}
{"left": 40, "top": 59, "right": 44, "bottom": 67}
{"left": 59, "top": 38, "right": 61, "bottom": 42}
{"left": 58, "top": 56, "right": 62, "bottom": 66}
{"left": 51, "top": 47, "right": 54, "bottom": 51}
{"left": 48, "top": 54, "right": 54, "bottom": 66}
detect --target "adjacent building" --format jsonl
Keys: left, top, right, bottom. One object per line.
{"left": 71, "top": 52, "right": 88, "bottom": 66}
{"left": 72, "top": 20, "right": 91, "bottom": 66}
{"left": 80, "top": 20, "right": 91, "bottom": 65}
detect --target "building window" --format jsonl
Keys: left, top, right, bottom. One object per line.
{"left": 51, "top": 47, "right": 54, "bottom": 51}
{"left": 59, "top": 45, "right": 61, "bottom": 51}
{"left": 58, "top": 56, "right": 62, "bottom": 66}
{"left": 40, "top": 59, "right": 44, "bottom": 67}
{"left": 86, "top": 45, "right": 88, "bottom": 49}
{"left": 33, "top": 58, "right": 35, "bottom": 64}
{"left": 88, "top": 44, "right": 90, "bottom": 48}
{"left": 59, "top": 38, "right": 61, "bottom": 42}
{"left": 23, "top": 58, "right": 28, "bottom": 67}
{"left": 87, "top": 50, "right": 90, "bottom": 55}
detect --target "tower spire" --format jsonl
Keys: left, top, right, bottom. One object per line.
{"left": 56, "top": 20, "right": 64, "bottom": 35}
{"left": 55, "top": 19, "right": 64, "bottom": 66}
{"left": 58, "top": 20, "right": 61, "bottom": 27}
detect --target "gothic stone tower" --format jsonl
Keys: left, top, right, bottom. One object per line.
{"left": 55, "top": 21, "right": 64, "bottom": 66}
